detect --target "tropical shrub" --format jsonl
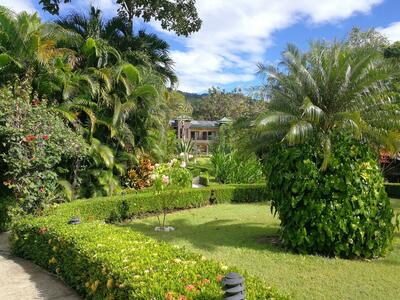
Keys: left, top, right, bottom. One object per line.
{"left": 126, "top": 156, "right": 155, "bottom": 190}
{"left": 253, "top": 37, "right": 400, "bottom": 258}
{"left": 263, "top": 133, "right": 394, "bottom": 258}
{"left": 0, "top": 81, "right": 86, "bottom": 214}
{"left": 212, "top": 147, "right": 264, "bottom": 184}
{"left": 154, "top": 159, "right": 193, "bottom": 188}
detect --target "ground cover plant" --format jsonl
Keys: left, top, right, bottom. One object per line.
{"left": 129, "top": 201, "right": 400, "bottom": 300}
{"left": 10, "top": 185, "right": 285, "bottom": 299}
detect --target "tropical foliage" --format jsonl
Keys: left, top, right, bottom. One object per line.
{"left": 39, "top": 0, "right": 202, "bottom": 37}
{"left": 253, "top": 36, "right": 399, "bottom": 257}
{"left": 254, "top": 41, "right": 400, "bottom": 169}
{"left": 0, "top": 80, "right": 86, "bottom": 214}
{"left": 264, "top": 133, "right": 394, "bottom": 258}
{"left": 0, "top": 5, "right": 183, "bottom": 220}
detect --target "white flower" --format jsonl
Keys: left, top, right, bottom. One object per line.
{"left": 188, "top": 154, "right": 193, "bottom": 159}
{"left": 154, "top": 163, "right": 160, "bottom": 169}
{"left": 179, "top": 152, "right": 185, "bottom": 157}
{"left": 150, "top": 174, "right": 157, "bottom": 180}
{"left": 180, "top": 161, "right": 187, "bottom": 168}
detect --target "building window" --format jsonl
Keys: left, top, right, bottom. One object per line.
{"left": 191, "top": 131, "right": 196, "bottom": 140}
{"left": 202, "top": 132, "right": 207, "bottom": 140}
{"left": 208, "top": 131, "right": 214, "bottom": 140}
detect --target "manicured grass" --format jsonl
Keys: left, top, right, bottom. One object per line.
{"left": 127, "top": 200, "right": 400, "bottom": 300}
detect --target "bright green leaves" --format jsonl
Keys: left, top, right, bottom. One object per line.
{"left": 120, "top": 63, "right": 140, "bottom": 84}
{"left": 264, "top": 133, "right": 395, "bottom": 258}
{"left": 0, "top": 53, "right": 12, "bottom": 67}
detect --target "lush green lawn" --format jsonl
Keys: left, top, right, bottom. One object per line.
{"left": 127, "top": 200, "right": 400, "bottom": 300}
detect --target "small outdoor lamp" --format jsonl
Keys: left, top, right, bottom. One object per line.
{"left": 68, "top": 217, "right": 80, "bottom": 225}
{"left": 221, "top": 272, "right": 245, "bottom": 300}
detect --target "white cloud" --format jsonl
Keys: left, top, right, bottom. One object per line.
{"left": 152, "top": 0, "right": 383, "bottom": 92}
{"left": 0, "top": 0, "right": 384, "bottom": 92}
{"left": 0, "top": 0, "right": 36, "bottom": 13}
{"left": 378, "top": 22, "right": 400, "bottom": 43}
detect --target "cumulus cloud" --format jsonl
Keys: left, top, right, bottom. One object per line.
{"left": 155, "top": 0, "right": 383, "bottom": 92}
{"left": 0, "top": 0, "right": 384, "bottom": 92}
{"left": 0, "top": 0, "right": 36, "bottom": 13}
{"left": 378, "top": 22, "right": 400, "bottom": 43}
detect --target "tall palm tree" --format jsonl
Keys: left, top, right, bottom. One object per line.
{"left": 254, "top": 41, "right": 400, "bottom": 170}
{"left": 56, "top": 6, "right": 177, "bottom": 85}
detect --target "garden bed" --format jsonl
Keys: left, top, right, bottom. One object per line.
{"left": 10, "top": 184, "right": 286, "bottom": 299}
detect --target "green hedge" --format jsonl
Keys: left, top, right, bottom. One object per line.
{"left": 11, "top": 184, "right": 285, "bottom": 299}
{"left": 198, "top": 176, "right": 209, "bottom": 186}
{"left": 0, "top": 197, "right": 15, "bottom": 232}
{"left": 384, "top": 183, "right": 400, "bottom": 198}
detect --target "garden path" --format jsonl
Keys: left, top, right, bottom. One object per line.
{"left": 0, "top": 232, "right": 80, "bottom": 300}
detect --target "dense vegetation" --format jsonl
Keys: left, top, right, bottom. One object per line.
{"left": 264, "top": 133, "right": 394, "bottom": 257}
{"left": 252, "top": 31, "right": 399, "bottom": 257}
{"left": 0, "top": 5, "right": 201, "bottom": 224}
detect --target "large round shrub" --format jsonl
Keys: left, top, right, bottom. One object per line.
{"left": 263, "top": 134, "right": 394, "bottom": 258}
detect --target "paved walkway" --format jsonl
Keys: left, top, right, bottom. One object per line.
{"left": 0, "top": 232, "right": 80, "bottom": 300}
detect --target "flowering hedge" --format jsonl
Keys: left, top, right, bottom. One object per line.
{"left": 11, "top": 184, "right": 286, "bottom": 299}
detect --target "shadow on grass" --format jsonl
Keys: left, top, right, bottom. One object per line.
{"left": 122, "top": 218, "right": 282, "bottom": 252}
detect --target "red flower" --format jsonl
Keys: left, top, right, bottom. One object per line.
{"left": 39, "top": 187, "right": 45, "bottom": 193}
{"left": 38, "top": 227, "right": 48, "bottom": 235}
{"left": 165, "top": 292, "right": 174, "bottom": 300}
{"left": 216, "top": 275, "right": 224, "bottom": 283}
{"left": 24, "top": 135, "right": 37, "bottom": 142}
{"left": 201, "top": 278, "right": 210, "bottom": 285}
{"left": 185, "top": 284, "right": 196, "bottom": 292}
{"left": 42, "top": 135, "right": 49, "bottom": 141}
{"left": 178, "top": 296, "right": 186, "bottom": 300}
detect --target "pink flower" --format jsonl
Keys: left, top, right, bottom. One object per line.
{"left": 42, "top": 135, "right": 49, "bottom": 141}
{"left": 162, "top": 175, "right": 170, "bottom": 185}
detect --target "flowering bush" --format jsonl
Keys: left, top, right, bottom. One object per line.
{"left": 152, "top": 159, "right": 193, "bottom": 227}
{"left": 0, "top": 82, "right": 86, "bottom": 217}
{"left": 154, "top": 159, "right": 193, "bottom": 189}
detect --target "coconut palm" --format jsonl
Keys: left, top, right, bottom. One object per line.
{"left": 254, "top": 41, "right": 400, "bottom": 170}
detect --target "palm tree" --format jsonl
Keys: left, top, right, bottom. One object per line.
{"left": 0, "top": 6, "right": 66, "bottom": 83}
{"left": 254, "top": 41, "right": 400, "bottom": 170}
{"left": 56, "top": 6, "right": 177, "bottom": 85}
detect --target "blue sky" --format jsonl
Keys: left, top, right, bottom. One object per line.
{"left": 2, "top": 0, "right": 400, "bottom": 93}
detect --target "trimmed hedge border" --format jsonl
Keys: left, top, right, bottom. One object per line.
{"left": 11, "top": 184, "right": 287, "bottom": 299}
{"left": 0, "top": 196, "right": 16, "bottom": 232}
{"left": 384, "top": 183, "right": 400, "bottom": 199}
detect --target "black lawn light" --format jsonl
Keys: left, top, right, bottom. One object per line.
{"left": 221, "top": 272, "right": 245, "bottom": 300}
{"left": 68, "top": 217, "right": 80, "bottom": 225}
